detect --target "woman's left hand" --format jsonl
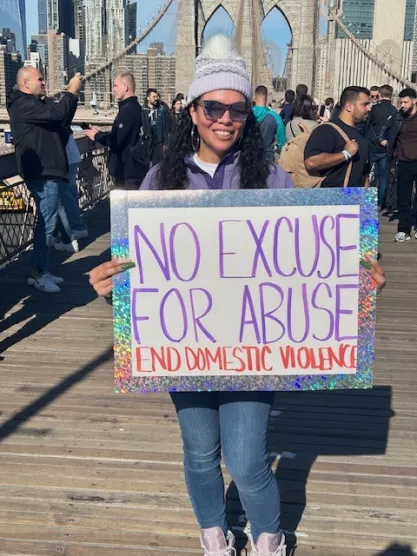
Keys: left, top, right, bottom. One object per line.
{"left": 362, "top": 256, "right": 386, "bottom": 294}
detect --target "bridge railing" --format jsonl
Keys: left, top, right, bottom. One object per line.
{"left": 0, "top": 135, "right": 114, "bottom": 267}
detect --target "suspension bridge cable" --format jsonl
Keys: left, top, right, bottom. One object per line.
{"left": 53, "top": 0, "right": 175, "bottom": 96}
{"left": 334, "top": 14, "right": 416, "bottom": 90}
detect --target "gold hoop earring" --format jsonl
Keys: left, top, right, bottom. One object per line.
{"left": 191, "top": 125, "right": 200, "bottom": 152}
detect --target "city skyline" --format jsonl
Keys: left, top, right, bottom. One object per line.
{"left": 0, "top": 0, "right": 324, "bottom": 77}
{"left": 26, "top": 0, "right": 294, "bottom": 75}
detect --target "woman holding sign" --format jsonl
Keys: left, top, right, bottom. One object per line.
{"left": 89, "top": 35, "right": 386, "bottom": 556}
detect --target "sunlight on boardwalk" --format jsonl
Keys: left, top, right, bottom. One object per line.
{"left": 0, "top": 199, "right": 416, "bottom": 556}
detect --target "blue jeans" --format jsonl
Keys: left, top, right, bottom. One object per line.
{"left": 171, "top": 391, "right": 280, "bottom": 543}
{"left": 27, "top": 178, "right": 73, "bottom": 274}
{"left": 370, "top": 152, "right": 388, "bottom": 208}
{"left": 63, "top": 163, "right": 86, "bottom": 232}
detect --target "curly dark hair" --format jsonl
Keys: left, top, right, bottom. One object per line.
{"left": 157, "top": 106, "right": 270, "bottom": 190}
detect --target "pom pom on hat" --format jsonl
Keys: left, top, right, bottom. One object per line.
{"left": 186, "top": 34, "right": 253, "bottom": 106}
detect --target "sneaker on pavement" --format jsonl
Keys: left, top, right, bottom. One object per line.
{"left": 43, "top": 272, "right": 64, "bottom": 285}
{"left": 73, "top": 229, "right": 88, "bottom": 240}
{"left": 415, "top": 229, "right": 417, "bottom": 240}
{"left": 394, "top": 232, "right": 411, "bottom": 243}
{"left": 28, "top": 275, "right": 61, "bottom": 293}
{"left": 54, "top": 239, "right": 79, "bottom": 253}
{"left": 200, "top": 527, "right": 236, "bottom": 555}
{"left": 249, "top": 532, "right": 286, "bottom": 556}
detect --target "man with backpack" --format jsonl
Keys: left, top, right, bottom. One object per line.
{"left": 366, "top": 85, "right": 397, "bottom": 210}
{"left": 303, "top": 86, "right": 371, "bottom": 187}
{"left": 252, "top": 85, "right": 286, "bottom": 162}
{"left": 84, "top": 73, "right": 149, "bottom": 189}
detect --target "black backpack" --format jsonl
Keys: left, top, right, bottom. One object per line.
{"left": 130, "top": 109, "right": 154, "bottom": 167}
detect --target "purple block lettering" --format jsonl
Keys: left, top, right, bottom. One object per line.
{"left": 239, "top": 285, "right": 261, "bottom": 343}
{"left": 318, "top": 216, "right": 336, "bottom": 279}
{"left": 311, "top": 283, "right": 335, "bottom": 341}
{"left": 287, "top": 283, "right": 310, "bottom": 343}
{"left": 295, "top": 215, "right": 320, "bottom": 277}
{"left": 335, "top": 283, "right": 358, "bottom": 341}
{"left": 259, "top": 282, "right": 285, "bottom": 344}
{"left": 247, "top": 219, "right": 272, "bottom": 278}
{"left": 134, "top": 224, "right": 170, "bottom": 284}
{"left": 132, "top": 288, "right": 159, "bottom": 343}
{"left": 160, "top": 288, "right": 188, "bottom": 342}
{"left": 189, "top": 288, "right": 216, "bottom": 343}
{"left": 273, "top": 217, "right": 296, "bottom": 277}
{"left": 169, "top": 223, "right": 201, "bottom": 282}
{"left": 218, "top": 220, "right": 252, "bottom": 279}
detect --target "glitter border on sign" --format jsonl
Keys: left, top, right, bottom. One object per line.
{"left": 111, "top": 188, "right": 377, "bottom": 393}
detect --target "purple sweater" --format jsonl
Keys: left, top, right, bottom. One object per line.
{"left": 141, "top": 150, "right": 294, "bottom": 190}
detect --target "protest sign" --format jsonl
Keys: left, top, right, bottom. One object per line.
{"left": 111, "top": 188, "right": 378, "bottom": 393}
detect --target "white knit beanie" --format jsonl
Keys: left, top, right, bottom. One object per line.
{"left": 186, "top": 35, "right": 253, "bottom": 106}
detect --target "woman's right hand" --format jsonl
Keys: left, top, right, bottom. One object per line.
{"left": 89, "top": 259, "right": 129, "bottom": 297}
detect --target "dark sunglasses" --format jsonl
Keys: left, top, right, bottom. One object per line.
{"left": 196, "top": 100, "right": 251, "bottom": 122}
{"left": 370, "top": 94, "right": 379, "bottom": 99}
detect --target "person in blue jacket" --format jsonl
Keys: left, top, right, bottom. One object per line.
{"left": 252, "top": 85, "right": 286, "bottom": 162}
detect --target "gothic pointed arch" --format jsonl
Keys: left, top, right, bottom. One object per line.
{"left": 201, "top": 4, "right": 235, "bottom": 43}
{"left": 176, "top": 0, "right": 318, "bottom": 95}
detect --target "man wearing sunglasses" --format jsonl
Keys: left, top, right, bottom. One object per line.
{"left": 252, "top": 85, "right": 286, "bottom": 162}
{"left": 370, "top": 86, "right": 380, "bottom": 105}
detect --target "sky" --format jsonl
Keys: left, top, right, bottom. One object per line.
{"left": 26, "top": 0, "right": 324, "bottom": 75}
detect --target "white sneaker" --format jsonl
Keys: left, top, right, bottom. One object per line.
{"left": 73, "top": 229, "right": 88, "bottom": 240}
{"left": 43, "top": 272, "right": 64, "bottom": 285}
{"left": 54, "top": 239, "right": 79, "bottom": 253}
{"left": 394, "top": 232, "right": 411, "bottom": 242}
{"left": 28, "top": 275, "right": 61, "bottom": 293}
{"left": 200, "top": 527, "right": 236, "bottom": 555}
{"left": 414, "top": 229, "right": 417, "bottom": 240}
{"left": 249, "top": 532, "right": 286, "bottom": 556}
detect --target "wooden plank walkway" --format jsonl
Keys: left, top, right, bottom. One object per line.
{"left": 0, "top": 198, "right": 416, "bottom": 556}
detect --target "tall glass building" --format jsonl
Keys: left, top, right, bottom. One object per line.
{"left": 38, "top": 0, "right": 75, "bottom": 37}
{"left": 404, "top": 0, "right": 417, "bottom": 41}
{"left": 0, "top": 0, "right": 26, "bottom": 56}
{"left": 38, "top": 0, "right": 47, "bottom": 33}
{"left": 337, "top": 0, "right": 416, "bottom": 41}
{"left": 336, "top": 0, "right": 375, "bottom": 40}
{"left": 19, "top": 0, "right": 26, "bottom": 53}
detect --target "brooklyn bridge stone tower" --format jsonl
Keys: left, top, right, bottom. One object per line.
{"left": 176, "top": 0, "right": 320, "bottom": 95}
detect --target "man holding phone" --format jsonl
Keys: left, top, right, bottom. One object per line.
{"left": 7, "top": 68, "right": 83, "bottom": 292}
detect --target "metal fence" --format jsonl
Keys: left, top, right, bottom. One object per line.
{"left": 0, "top": 146, "right": 114, "bottom": 267}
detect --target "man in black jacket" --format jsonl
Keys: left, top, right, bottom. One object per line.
{"left": 366, "top": 85, "right": 397, "bottom": 210}
{"left": 143, "top": 88, "right": 169, "bottom": 166}
{"left": 385, "top": 88, "right": 417, "bottom": 242}
{"left": 7, "top": 67, "right": 82, "bottom": 293}
{"left": 85, "top": 73, "right": 145, "bottom": 189}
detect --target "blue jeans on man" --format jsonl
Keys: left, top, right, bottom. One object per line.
{"left": 65, "top": 162, "right": 86, "bottom": 232}
{"left": 27, "top": 178, "right": 73, "bottom": 274}
{"left": 370, "top": 151, "right": 388, "bottom": 209}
